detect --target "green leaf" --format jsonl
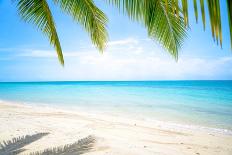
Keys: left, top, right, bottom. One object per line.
{"left": 147, "top": 0, "right": 186, "bottom": 59}
{"left": 200, "top": 0, "right": 206, "bottom": 30}
{"left": 15, "top": 0, "right": 64, "bottom": 65}
{"left": 207, "top": 0, "right": 222, "bottom": 47}
{"left": 193, "top": 0, "right": 198, "bottom": 23}
{"left": 175, "top": 0, "right": 179, "bottom": 20}
{"left": 107, "top": 0, "right": 187, "bottom": 59}
{"left": 227, "top": 0, "right": 232, "bottom": 50}
{"left": 181, "top": 0, "right": 188, "bottom": 26}
{"left": 215, "top": 0, "right": 222, "bottom": 47}
{"left": 207, "top": 0, "right": 216, "bottom": 41}
{"left": 53, "top": 0, "right": 108, "bottom": 52}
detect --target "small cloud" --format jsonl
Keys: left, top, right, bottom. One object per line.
{"left": 104, "top": 38, "right": 146, "bottom": 54}
{"left": 107, "top": 38, "right": 139, "bottom": 47}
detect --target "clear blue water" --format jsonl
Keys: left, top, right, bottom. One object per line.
{"left": 0, "top": 81, "right": 232, "bottom": 130}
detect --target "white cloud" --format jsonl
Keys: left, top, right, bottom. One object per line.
{"left": 48, "top": 51, "right": 232, "bottom": 80}
{"left": 17, "top": 38, "right": 144, "bottom": 58}
{"left": 107, "top": 38, "right": 139, "bottom": 46}
{"left": 2, "top": 37, "right": 232, "bottom": 80}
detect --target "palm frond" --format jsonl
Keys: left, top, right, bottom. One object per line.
{"left": 146, "top": 0, "right": 186, "bottom": 59}
{"left": 165, "top": 0, "right": 169, "bottom": 13}
{"left": 107, "top": 0, "right": 144, "bottom": 22}
{"left": 200, "top": 0, "right": 206, "bottom": 30}
{"left": 175, "top": 0, "right": 180, "bottom": 20}
{"left": 207, "top": 0, "right": 215, "bottom": 40}
{"left": 193, "top": 0, "right": 198, "bottom": 23}
{"left": 107, "top": 0, "right": 187, "bottom": 59}
{"left": 15, "top": 0, "right": 64, "bottom": 65}
{"left": 207, "top": 0, "right": 222, "bottom": 47}
{"left": 181, "top": 0, "right": 188, "bottom": 27}
{"left": 227, "top": 0, "right": 232, "bottom": 49}
{"left": 53, "top": 0, "right": 108, "bottom": 52}
{"left": 171, "top": 0, "right": 228, "bottom": 48}
{"left": 216, "top": 0, "right": 222, "bottom": 47}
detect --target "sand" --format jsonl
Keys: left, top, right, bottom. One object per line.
{"left": 0, "top": 101, "right": 232, "bottom": 155}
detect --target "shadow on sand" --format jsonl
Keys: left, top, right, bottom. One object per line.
{"left": 0, "top": 133, "right": 95, "bottom": 155}
{"left": 0, "top": 132, "right": 49, "bottom": 155}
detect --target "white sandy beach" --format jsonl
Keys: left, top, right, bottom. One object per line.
{"left": 0, "top": 101, "right": 232, "bottom": 155}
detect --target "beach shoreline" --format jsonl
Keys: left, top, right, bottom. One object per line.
{"left": 0, "top": 100, "right": 232, "bottom": 155}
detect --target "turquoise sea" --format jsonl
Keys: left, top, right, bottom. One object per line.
{"left": 0, "top": 81, "right": 232, "bottom": 131}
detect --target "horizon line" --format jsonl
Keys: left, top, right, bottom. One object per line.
{"left": 0, "top": 80, "right": 232, "bottom": 83}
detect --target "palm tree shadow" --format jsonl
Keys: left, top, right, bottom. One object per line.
{"left": 0, "top": 132, "right": 49, "bottom": 155}
{"left": 29, "top": 135, "right": 96, "bottom": 155}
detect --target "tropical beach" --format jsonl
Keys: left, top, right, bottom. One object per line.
{"left": 1, "top": 0, "right": 232, "bottom": 154}
{"left": 0, "top": 81, "right": 232, "bottom": 154}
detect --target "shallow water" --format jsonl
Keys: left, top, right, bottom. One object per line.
{"left": 0, "top": 81, "right": 232, "bottom": 130}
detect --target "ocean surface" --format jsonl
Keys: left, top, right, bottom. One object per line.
{"left": 0, "top": 81, "right": 232, "bottom": 131}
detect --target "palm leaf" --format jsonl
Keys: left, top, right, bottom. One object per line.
{"left": 216, "top": 0, "right": 222, "bottom": 47}
{"left": 193, "top": 0, "right": 198, "bottom": 23}
{"left": 171, "top": 0, "right": 229, "bottom": 49}
{"left": 181, "top": 0, "right": 188, "bottom": 26}
{"left": 146, "top": 0, "right": 186, "bottom": 59}
{"left": 207, "top": 0, "right": 222, "bottom": 47}
{"left": 175, "top": 0, "right": 180, "bottom": 20}
{"left": 200, "top": 0, "right": 206, "bottom": 30}
{"left": 207, "top": 0, "right": 215, "bottom": 40}
{"left": 107, "top": 0, "right": 144, "bottom": 22}
{"left": 15, "top": 0, "right": 64, "bottom": 65}
{"left": 53, "top": 0, "right": 108, "bottom": 52}
{"left": 107, "top": 0, "right": 186, "bottom": 59}
{"left": 227, "top": 0, "right": 232, "bottom": 49}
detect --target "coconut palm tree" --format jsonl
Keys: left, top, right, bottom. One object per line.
{"left": 13, "top": 0, "right": 232, "bottom": 65}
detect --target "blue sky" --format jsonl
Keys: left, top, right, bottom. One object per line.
{"left": 0, "top": 0, "right": 232, "bottom": 81}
